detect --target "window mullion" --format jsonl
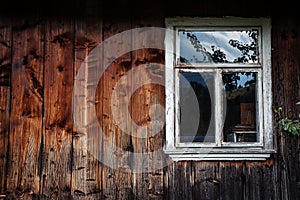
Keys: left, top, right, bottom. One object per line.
{"left": 257, "top": 69, "right": 264, "bottom": 146}
{"left": 174, "top": 69, "right": 180, "bottom": 147}
{"left": 215, "top": 69, "right": 222, "bottom": 147}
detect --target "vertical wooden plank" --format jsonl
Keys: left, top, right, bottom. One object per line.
{"left": 131, "top": 34, "right": 150, "bottom": 200}
{"left": 272, "top": 17, "right": 300, "bottom": 200}
{"left": 295, "top": 19, "right": 300, "bottom": 199}
{"left": 0, "top": 20, "right": 11, "bottom": 195}
{"left": 6, "top": 18, "right": 44, "bottom": 199}
{"left": 132, "top": 18, "right": 166, "bottom": 200}
{"left": 172, "top": 162, "right": 193, "bottom": 200}
{"left": 247, "top": 163, "right": 263, "bottom": 199}
{"left": 41, "top": 19, "right": 74, "bottom": 199}
{"left": 101, "top": 18, "right": 132, "bottom": 199}
{"left": 105, "top": 23, "right": 132, "bottom": 200}
{"left": 72, "top": 18, "right": 103, "bottom": 199}
{"left": 131, "top": 19, "right": 165, "bottom": 200}
{"left": 282, "top": 19, "right": 300, "bottom": 200}
{"left": 193, "top": 162, "right": 220, "bottom": 200}
{"left": 0, "top": 88, "right": 10, "bottom": 196}
{"left": 271, "top": 17, "right": 288, "bottom": 200}
{"left": 270, "top": 18, "right": 281, "bottom": 200}
{"left": 0, "top": 20, "right": 11, "bottom": 87}
{"left": 260, "top": 161, "right": 276, "bottom": 200}
{"left": 164, "top": 162, "right": 174, "bottom": 200}
{"left": 219, "top": 162, "right": 244, "bottom": 200}
{"left": 244, "top": 160, "right": 276, "bottom": 199}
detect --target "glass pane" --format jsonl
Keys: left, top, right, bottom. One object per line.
{"left": 222, "top": 72, "right": 258, "bottom": 142}
{"left": 179, "top": 72, "right": 215, "bottom": 142}
{"left": 179, "top": 30, "right": 259, "bottom": 64}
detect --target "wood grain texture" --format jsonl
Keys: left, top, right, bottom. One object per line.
{"left": 219, "top": 162, "right": 243, "bottom": 200}
{"left": 6, "top": 18, "right": 44, "bottom": 199}
{"left": 0, "top": 87, "right": 10, "bottom": 195}
{"left": 0, "top": 14, "right": 299, "bottom": 200}
{"left": 272, "top": 17, "right": 300, "bottom": 200}
{"left": 131, "top": 18, "right": 166, "bottom": 200}
{"left": 0, "top": 21, "right": 11, "bottom": 195}
{"left": 0, "top": 21, "right": 11, "bottom": 87}
{"left": 101, "top": 18, "right": 133, "bottom": 200}
{"left": 72, "top": 18, "right": 103, "bottom": 199}
{"left": 193, "top": 162, "right": 220, "bottom": 200}
{"left": 41, "top": 19, "right": 74, "bottom": 199}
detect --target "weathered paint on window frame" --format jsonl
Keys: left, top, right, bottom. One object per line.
{"left": 164, "top": 17, "right": 274, "bottom": 161}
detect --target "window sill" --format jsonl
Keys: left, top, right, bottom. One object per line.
{"left": 164, "top": 149, "right": 276, "bottom": 161}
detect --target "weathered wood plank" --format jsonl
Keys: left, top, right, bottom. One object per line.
{"left": 0, "top": 21, "right": 11, "bottom": 195}
{"left": 219, "top": 162, "right": 243, "bottom": 200}
{"left": 72, "top": 18, "right": 103, "bottom": 200}
{"left": 164, "top": 162, "right": 174, "bottom": 200}
{"left": 174, "top": 162, "right": 193, "bottom": 200}
{"left": 193, "top": 162, "right": 220, "bottom": 200}
{"left": 41, "top": 19, "right": 74, "bottom": 199}
{"left": 131, "top": 18, "right": 166, "bottom": 200}
{"left": 281, "top": 21, "right": 300, "bottom": 200}
{"left": 6, "top": 18, "right": 44, "bottom": 199}
{"left": 272, "top": 18, "right": 287, "bottom": 200}
{"left": 0, "top": 21, "right": 11, "bottom": 87}
{"left": 101, "top": 18, "right": 132, "bottom": 199}
{"left": 132, "top": 18, "right": 166, "bottom": 200}
{"left": 247, "top": 163, "right": 264, "bottom": 199}
{"left": 0, "top": 86, "right": 9, "bottom": 191}
{"left": 272, "top": 18, "right": 300, "bottom": 200}
{"left": 257, "top": 160, "right": 276, "bottom": 200}
{"left": 0, "top": 87, "right": 10, "bottom": 195}
{"left": 131, "top": 37, "right": 150, "bottom": 200}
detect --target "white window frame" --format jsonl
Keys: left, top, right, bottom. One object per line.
{"left": 164, "top": 17, "right": 275, "bottom": 161}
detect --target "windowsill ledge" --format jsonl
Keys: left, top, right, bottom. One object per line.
{"left": 164, "top": 149, "right": 276, "bottom": 161}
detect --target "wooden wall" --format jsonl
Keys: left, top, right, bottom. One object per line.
{"left": 0, "top": 2, "right": 300, "bottom": 199}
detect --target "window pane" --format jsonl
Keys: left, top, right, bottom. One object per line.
{"left": 179, "top": 30, "right": 259, "bottom": 64}
{"left": 222, "top": 72, "right": 257, "bottom": 142}
{"left": 179, "top": 72, "right": 215, "bottom": 142}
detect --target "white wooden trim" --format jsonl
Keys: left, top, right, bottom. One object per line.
{"left": 164, "top": 28, "right": 176, "bottom": 151}
{"left": 262, "top": 19, "right": 274, "bottom": 150}
{"left": 164, "top": 148, "right": 276, "bottom": 154}
{"left": 220, "top": 142, "right": 263, "bottom": 148}
{"left": 215, "top": 69, "right": 222, "bottom": 146}
{"left": 174, "top": 68, "right": 217, "bottom": 148}
{"left": 169, "top": 153, "right": 272, "bottom": 161}
{"left": 176, "top": 26, "right": 261, "bottom": 32}
{"left": 176, "top": 63, "right": 262, "bottom": 68}
{"left": 257, "top": 70, "right": 264, "bottom": 146}
{"left": 174, "top": 67, "right": 180, "bottom": 147}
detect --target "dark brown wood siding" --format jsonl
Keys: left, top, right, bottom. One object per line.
{"left": 0, "top": 4, "right": 300, "bottom": 199}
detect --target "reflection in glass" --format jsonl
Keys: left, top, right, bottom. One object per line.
{"left": 179, "top": 72, "right": 215, "bottom": 142}
{"left": 222, "top": 72, "right": 257, "bottom": 142}
{"left": 179, "top": 30, "right": 259, "bottom": 64}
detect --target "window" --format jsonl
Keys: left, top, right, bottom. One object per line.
{"left": 164, "top": 17, "right": 275, "bottom": 161}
